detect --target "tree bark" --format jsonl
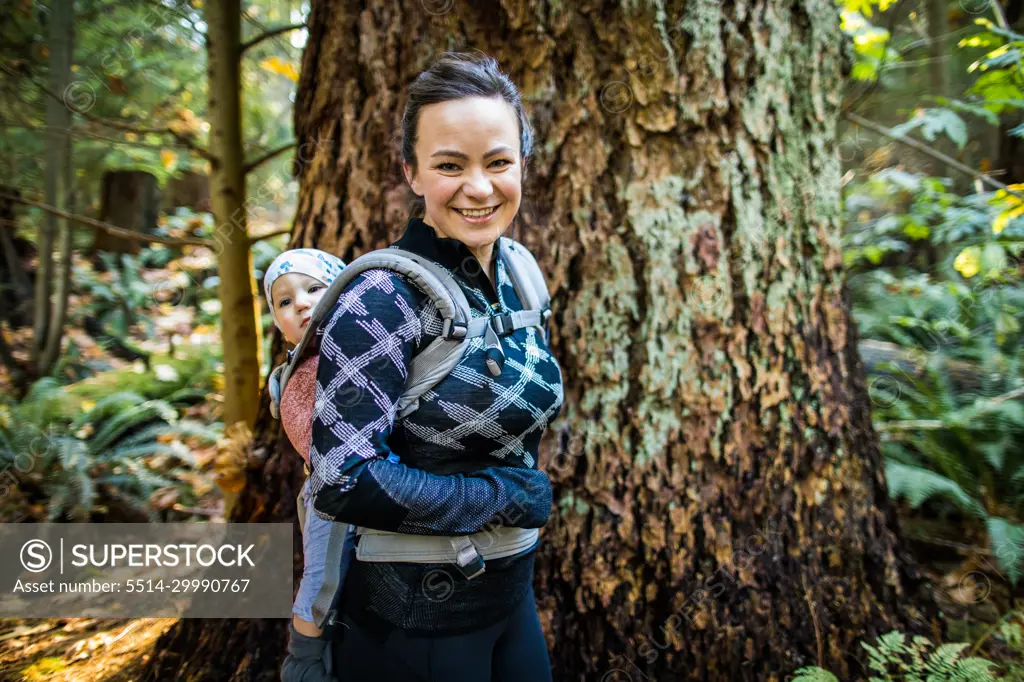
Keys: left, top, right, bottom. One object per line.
{"left": 40, "top": 6, "right": 76, "bottom": 377}
{"left": 206, "top": 0, "right": 262, "bottom": 431}
{"left": 0, "top": 187, "right": 34, "bottom": 322}
{"left": 148, "top": 1, "right": 939, "bottom": 680}
{"left": 91, "top": 170, "right": 160, "bottom": 257}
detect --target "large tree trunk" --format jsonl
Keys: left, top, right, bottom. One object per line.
{"left": 148, "top": 1, "right": 939, "bottom": 680}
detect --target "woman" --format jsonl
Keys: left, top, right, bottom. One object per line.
{"left": 306, "top": 52, "right": 564, "bottom": 682}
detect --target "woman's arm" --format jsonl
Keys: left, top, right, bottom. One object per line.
{"left": 308, "top": 269, "right": 552, "bottom": 536}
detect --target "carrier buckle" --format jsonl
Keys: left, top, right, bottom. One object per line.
{"left": 489, "top": 313, "right": 514, "bottom": 337}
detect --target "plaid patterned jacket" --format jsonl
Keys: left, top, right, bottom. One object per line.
{"left": 309, "top": 216, "right": 565, "bottom": 636}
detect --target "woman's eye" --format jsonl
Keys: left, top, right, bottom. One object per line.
{"left": 490, "top": 159, "right": 512, "bottom": 168}
{"left": 437, "top": 162, "right": 460, "bottom": 172}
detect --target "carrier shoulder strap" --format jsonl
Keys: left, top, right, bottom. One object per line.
{"left": 270, "top": 248, "right": 474, "bottom": 419}
{"left": 496, "top": 237, "right": 552, "bottom": 345}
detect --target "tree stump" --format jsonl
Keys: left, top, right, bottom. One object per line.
{"left": 91, "top": 170, "right": 161, "bottom": 258}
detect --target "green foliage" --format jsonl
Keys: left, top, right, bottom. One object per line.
{"left": 65, "top": 343, "right": 221, "bottom": 405}
{"left": 793, "top": 630, "right": 1001, "bottom": 681}
{"left": 843, "top": 169, "right": 1024, "bottom": 270}
{"left": 963, "top": 20, "right": 1024, "bottom": 122}
{"left": 0, "top": 347, "right": 222, "bottom": 521}
{"left": 73, "top": 252, "right": 158, "bottom": 340}
{"left": 0, "top": 379, "right": 220, "bottom": 521}
{"left": 891, "top": 109, "right": 969, "bottom": 151}
{"left": 792, "top": 668, "right": 839, "bottom": 682}
{"left": 840, "top": 9, "right": 898, "bottom": 82}
{"left": 846, "top": 163, "right": 1024, "bottom": 582}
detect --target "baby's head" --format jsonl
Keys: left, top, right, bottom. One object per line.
{"left": 263, "top": 248, "right": 345, "bottom": 345}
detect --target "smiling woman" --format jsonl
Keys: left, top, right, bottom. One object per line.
{"left": 279, "top": 53, "right": 563, "bottom": 682}
{"left": 398, "top": 56, "right": 533, "bottom": 283}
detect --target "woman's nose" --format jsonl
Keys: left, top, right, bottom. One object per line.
{"left": 462, "top": 169, "right": 493, "bottom": 198}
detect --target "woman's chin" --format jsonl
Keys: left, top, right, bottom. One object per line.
{"left": 447, "top": 214, "right": 511, "bottom": 243}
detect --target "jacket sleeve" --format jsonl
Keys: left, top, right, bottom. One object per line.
{"left": 308, "top": 269, "right": 552, "bottom": 536}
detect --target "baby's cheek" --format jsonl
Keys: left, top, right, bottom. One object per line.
{"left": 310, "top": 291, "right": 329, "bottom": 310}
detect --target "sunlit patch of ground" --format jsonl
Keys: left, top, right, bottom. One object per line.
{"left": 0, "top": 618, "right": 177, "bottom": 682}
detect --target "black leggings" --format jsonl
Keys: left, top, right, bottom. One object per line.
{"left": 329, "top": 584, "right": 553, "bottom": 682}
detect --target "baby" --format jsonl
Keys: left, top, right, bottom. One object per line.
{"left": 263, "top": 248, "right": 348, "bottom": 681}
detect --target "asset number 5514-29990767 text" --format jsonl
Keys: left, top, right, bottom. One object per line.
{"left": 124, "top": 578, "right": 250, "bottom": 593}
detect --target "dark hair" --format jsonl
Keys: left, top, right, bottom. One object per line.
{"left": 401, "top": 52, "right": 534, "bottom": 176}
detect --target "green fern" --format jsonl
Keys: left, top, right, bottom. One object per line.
{"left": 792, "top": 668, "right": 839, "bottom": 682}
{"left": 885, "top": 461, "right": 987, "bottom": 520}
{"left": 1, "top": 375, "right": 220, "bottom": 520}
{"left": 793, "top": 630, "right": 1000, "bottom": 681}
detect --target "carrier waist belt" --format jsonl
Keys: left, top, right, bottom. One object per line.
{"left": 354, "top": 526, "right": 539, "bottom": 579}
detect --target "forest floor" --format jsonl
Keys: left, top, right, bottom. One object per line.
{"left": 0, "top": 618, "right": 177, "bottom": 681}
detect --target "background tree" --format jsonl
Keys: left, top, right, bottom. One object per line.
{"left": 147, "top": 0, "right": 941, "bottom": 680}
{"left": 0, "top": 0, "right": 303, "bottom": 423}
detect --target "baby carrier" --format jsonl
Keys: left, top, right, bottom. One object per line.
{"left": 268, "top": 236, "right": 552, "bottom": 631}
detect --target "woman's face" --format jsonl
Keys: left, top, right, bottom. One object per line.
{"left": 403, "top": 96, "right": 523, "bottom": 252}
{"left": 271, "top": 272, "right": 329, "bottom": 345}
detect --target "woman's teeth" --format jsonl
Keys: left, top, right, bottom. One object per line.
{"left": 455, "top": 206, "right": 497, "bottom": 217}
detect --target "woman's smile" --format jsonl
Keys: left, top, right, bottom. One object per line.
{"left": 452, "top": 204, "right": 501, "bottom": 223}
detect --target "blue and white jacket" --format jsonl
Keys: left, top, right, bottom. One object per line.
{"left": 309, "top": 216, "right": 565, "bottom": 636}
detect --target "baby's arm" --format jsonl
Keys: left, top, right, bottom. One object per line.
{"left": 282, "top": 486, "right": 335, "bottom": 682}
{"left": 309, "top": 270, "right": 552, "bottom": 536}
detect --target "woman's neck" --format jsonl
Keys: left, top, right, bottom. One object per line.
{"left": 423, "top": 218, "right": 497, "bottom": 286}
{"left": 469, "top": 244, "right": 496, "bottom": 285}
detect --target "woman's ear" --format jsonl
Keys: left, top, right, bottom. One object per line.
{"left": 402, "top": 162, "right": 421, "bottom": 196}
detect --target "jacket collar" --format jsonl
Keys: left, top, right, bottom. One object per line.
{"left": 393, "top": 216, "right": 501, "bottom": 306}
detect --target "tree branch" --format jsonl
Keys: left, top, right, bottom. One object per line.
{"left": 248, "top": 228, "right": 290, "bottom": 243}
{"left": 0, "top": 191, "right": 213, "bottom": 248}
{"left": 243, "top": 141, "right": 296, "bottom": 174}
{"left": 844, "top": 112, "right": 1024, "bottom": 202}
{"left": 874, "top": 386, "right": 1024, "bottom": 437}
{"left": 0, "top": 120, "right": 184, "bottom": 152}
{"left": 240, "top": 23, "right": 307, "bottom": 53}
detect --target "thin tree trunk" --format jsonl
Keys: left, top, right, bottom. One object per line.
{"left": 926, "top": 0, "right": 952, "bottom": 182}
{"left": 34, "top": 0, "right": 73, "bottom": 373}
{"left": 40, "top": 108, "right": 75, "bottom": 374}
{"left": 38, "top": 169, "right": 72, "bottom": 375}
{"left": 206, "top": 0, "right": 262, "bottom": 430}
{"left": 147, "top": 1, "right": 939, "bottom": 679}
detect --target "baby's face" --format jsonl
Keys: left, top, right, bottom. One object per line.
{"left": 271, "top": 272, "right": 330, "bottom": 345}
